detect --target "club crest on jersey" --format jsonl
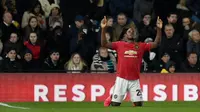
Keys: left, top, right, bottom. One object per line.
{"left": 135, "top": 45, "right": 139, "bottom": 49}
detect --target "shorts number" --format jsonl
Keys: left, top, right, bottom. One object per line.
{"left": 136, "top": 89, "right": 142, "bottom": 96}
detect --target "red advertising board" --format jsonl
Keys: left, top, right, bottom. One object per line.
{"left": 0, "top": 73, "right": 200, "bottom": 102}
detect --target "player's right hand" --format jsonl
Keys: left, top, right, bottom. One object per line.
{"left": 101, "top": 16, "right": 107, "bottom": 29}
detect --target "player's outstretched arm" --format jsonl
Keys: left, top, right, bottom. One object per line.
{"left": 101, "top": 16, "right": 112, "bottom": 48}
{"left": 150, "top": 16, "right": 163, "bottom": 49}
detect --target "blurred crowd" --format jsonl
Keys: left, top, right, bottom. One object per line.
{"left": 0, "top": 0, "right": 200, "bottom": 73}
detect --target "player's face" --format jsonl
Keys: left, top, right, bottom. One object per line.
{"left": 50, "top": 52, "right": 60, "bottom": 61}
{"left": 73, "top": 54, "right": 81, "bottom": 64}
{"left": 126, "top": 28, "right": 134, "bottom": 40}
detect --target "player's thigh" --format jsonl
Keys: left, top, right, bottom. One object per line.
{"left": 128, "top": 79, "right": 143, "bottom": 103}
{"left": 111, "top": 77, "right": 128, "bottom": 103}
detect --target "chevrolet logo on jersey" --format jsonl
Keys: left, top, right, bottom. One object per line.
{"left": 124, "top": 50, "right": 138, "bottom": 58}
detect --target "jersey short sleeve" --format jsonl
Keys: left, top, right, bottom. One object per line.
{"left": 142, "top": 43, "right": 151, "bottom": 52}
{"left": 112, "top": 41, "right": 124, "bottom": 51}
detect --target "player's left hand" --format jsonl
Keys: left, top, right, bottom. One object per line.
{"left": 156, "top": 16, "right": 163, "bottom": 29}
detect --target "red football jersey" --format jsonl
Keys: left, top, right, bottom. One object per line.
{"left": 112, "top": 41, "right": 151, "bottom": 80}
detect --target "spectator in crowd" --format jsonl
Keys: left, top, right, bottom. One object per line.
{"left": 68, "top": 15, "right": 85, "bottom": 54}
{"left": 15, "top": 0, "right": 38, "bottom": 24}
{"left": 2, "top": 0, "right": 17, "bottom": 17}
{"left": 104, "top": 26, "right": 114, "bottom": 43}
{"left": 133, "top": 0, "right": 155, "bottom": 23}
{"left": 159, "top": 24, "right": 183, "bottom": 69}
{"left": 109, "top": 0, "right": 135, "bottom": 18}
{"left": 91, "top": 47, "right": 116, "bottom": 73}
{"left": 21, "top": 0, "right": 46, "bottom": 29}
{"left": 24, "top": 32, "right": 44, "bottom": 68}
{"left": 106, "top": 16, "right": 114, "bottom": 27}
{"left": 68, "top": 15, "right": 97, "bottom": 66}
{"left": 21, "top": 49, "right": 39, "bottom": 72}
{"left": 97, "top": 16, "right": 114, "bottom": 47}
{"left": 166, "top": 12, "right": 183, "bottom": 36}
{"left": 38, "top": 0, "right": 54, "bottom": 17}
{"left": 137, "top": 13, "right": 156, "bottom": 42}
{"left": 0, "top": 48, "right": 22, "bottom": 72}
{"left": 46, "top": 3, "right": 63, "bottom": 31}
{"left": 187, "top": 29, "right": 200, "bottom": 57}
{"left": 64, "top": 53, "right": 88, "bottom": 73}
{"left": 150, "top": 52, "right": 173, "bottom": 73}
{"left": 182, "top": 17, "right": 193, "bottom": 42}
{"left": 161, "top": 61, "right": 176, "bottom": 73}
{"left": 43, "top": 50, "right": 63, "bottom": 72}
{"left": 154, "top": 0, "right": 179, "bottom": 21}
{"left": 3, "top": 32, "right": 22, "bottom": 59}
{"left": 180, "top": 52, "right": 200, "bottom": 72}
{"left": 0, "top": 11, "right": 18, "bottom": 43}
{"left": 113, "top": 13, "right": 136, "bottom": 41}
{"left": 182, "top": 17, "right": 194, "bottom": 56}
{"left": 176, "top": 0, "right": 191, "bottom": 20}
{"left": 45, "top": 26, "right": 65, "bottom": 58}
{"left": 22, "top": 16, "right": 43, "bottom": 41}
{"left": 59, "top": 0, "right": 91, "bottom": 27}
{"left": 186, "top": 0, "right": 200, "bottom": 23}
{"left": 89, "top": 0, "right": 105, "bottom": 21}
{"left": 103, "top": 26, "right": 117, "bottom": 57}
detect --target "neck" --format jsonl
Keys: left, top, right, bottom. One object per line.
{"left": 10, "top": 59, "right": 15, "bottom": 61}
{"left": 167, "top": 35, "right": 173, "bottom": 38}
{"left": 193, "top": 40, "right": 199, "bottom": 43}
{"left": 123, "top": 39, "right": 134, "bottom": 43}
{"left": 31, "top": 42, "right": 36, "bottom": 45}
{"left": 189, "top": 63, "right": 196, "bottom": 67}
{"left": 3, "top": 21, "right": 10, "bottom": 26}
{"left": 74, "top": 63, "right": 79, "bottom": 66}
{"left": 52, "top": 60, "right": 57, "bottom": 65}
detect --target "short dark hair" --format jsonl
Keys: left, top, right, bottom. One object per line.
{"left": 167, "top": 12, "right": 178, "bottom": 18}
{"left": 117, "top": 12, "right": 127, "bottom": 18}
{"left": 187, "top": 52, "right": 197, "bottom": 58}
